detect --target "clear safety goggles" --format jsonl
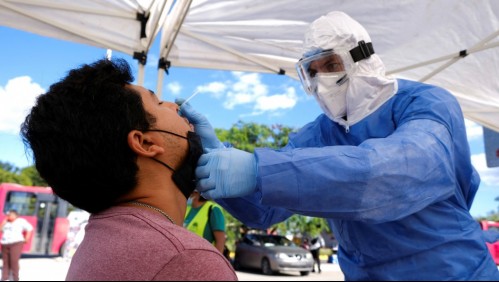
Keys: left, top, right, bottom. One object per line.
{"left": 296, "top": 41, "right": 375, "bottom": 95}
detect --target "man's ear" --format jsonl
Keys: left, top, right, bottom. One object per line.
{"left": 127, "top": 130, "right": 165, "bottom": 157}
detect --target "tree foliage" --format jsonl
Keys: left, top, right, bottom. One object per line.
{"left": 0, "top": 161, "right": 45, "bottom": 186}
{"left": 20, "top": 166, "right": 48, "bottom": 186}
{"left": 213, "top": 120, "right": 332, "bottom": 249}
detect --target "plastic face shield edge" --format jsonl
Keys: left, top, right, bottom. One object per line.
{"left": 296, "top": 49, "right": 354, "bottom": 96}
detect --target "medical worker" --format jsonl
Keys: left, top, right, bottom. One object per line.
{"left": 178, "top": 11, "right": 499, "bottom": 280}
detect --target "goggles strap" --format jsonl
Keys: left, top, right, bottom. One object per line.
{"left": 350, "top": 40, "right": 375, "bottom": 62}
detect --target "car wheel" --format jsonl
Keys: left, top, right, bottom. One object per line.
{"left": 261, "top": 258, "right": 273, "bottom": 275}
{"left": 300, "top": 271, "right": 310, "bottom": 276}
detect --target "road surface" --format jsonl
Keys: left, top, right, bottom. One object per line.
{"left": 10, "top": 255, "right": 344, "bottom": 281}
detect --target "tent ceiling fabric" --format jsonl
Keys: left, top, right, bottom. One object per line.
{"left": 0, "top": 0, "right": 167, "bottom": 55}
{"left": 1, "top": 0, "right": 498, "bottom": 132}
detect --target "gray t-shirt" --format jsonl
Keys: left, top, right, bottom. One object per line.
{"left": 66, "top": 206, "right": 237, "bottom": 281}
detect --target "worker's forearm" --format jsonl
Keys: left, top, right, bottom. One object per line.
{"left": 213, "top": 230, "right": 226, "bottom": 254}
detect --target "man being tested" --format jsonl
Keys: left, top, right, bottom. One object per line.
{"left": 21, "top": 59, "right": 237, "bottom": 281}
{"left": 179, "top": 11, "right": 499, "bottom": 280}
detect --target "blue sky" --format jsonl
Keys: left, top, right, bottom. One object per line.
{"left": 1, "top": 26, "right": 498, "bottom": 218}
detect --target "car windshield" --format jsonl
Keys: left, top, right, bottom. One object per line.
{"left": 253, "top": 235, "right": 295, "bottom": 247}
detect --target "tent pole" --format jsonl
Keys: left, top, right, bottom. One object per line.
{"left": 419, "top": 57, "right": 461, "bottom": 82}
{"left": 181, "top": 29, "right": 284, "bottom": 74}
{"left": 155, "top": 0, "right": 193, "bottom": 96}
{"left": 137, "top": 63, "right": 145, "bottom": 86}
{"left": 146, "top": 0, "right": 173, "bottom": 51}
{"left": 388, "top": 41, "right": 499, "bottom": 75}
{"left": 471, "top": 29, "right": 499, "bottom": 49}
{"left": 420, "top": 29, "right": 498, "bottom": 82}
{"left": 159, "top": 0, "right": 193, "bottom": 59}
{"left": 388, "top": 29, "right": 499, "bottom": 76}
{"left": 156, "top": 71, "right": 165, "bottom": 99}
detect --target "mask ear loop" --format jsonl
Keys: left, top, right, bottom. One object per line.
{"left": 150, "top": 158, "right": 175, "bottom": 172}
{"left": 336, "top": 74, "right": 349, "bottom": 86}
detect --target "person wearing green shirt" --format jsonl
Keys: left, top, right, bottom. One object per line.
{"left": 184, "top": 190, "right": 227, "bottom": 256}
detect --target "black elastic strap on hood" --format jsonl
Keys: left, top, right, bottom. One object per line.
{"left": 350, "top": 40, "right": 375, "bottom": 62}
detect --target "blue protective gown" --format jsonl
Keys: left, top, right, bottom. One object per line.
{"left": 217, "top": 79, "right": 499, "bottom": 280}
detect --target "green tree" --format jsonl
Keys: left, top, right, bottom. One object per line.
{"left": 0, "top": 162, "right": 31, "bottom": 185}
{"left": 0, "top": 161, "right": 46, "bottom": 186}
{"left": 214, "top": 121, "right": 331, "bottom": 249}
{"left": 0, "top": 168, "right": 25, "bottom": 184}
{"left": 20, "top": 166, "right": 48, "bottom": 187}
{"left": 0, "top": 161, "right": 20, "bottom": 174}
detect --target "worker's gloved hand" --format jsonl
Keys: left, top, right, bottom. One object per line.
{"left": 195, "top": 148, "right": 257, "bottom": 199}
{"left": 176, "top": 98, "right": 225, "bottom": 152}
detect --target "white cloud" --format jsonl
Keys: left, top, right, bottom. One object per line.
{"left": 254, "top": 87, "right": 298, "bottom": 112}
{"left": 0, "top": 76, "right": 44, "bottom": 134}
{"left": 465, "top": 119, "right": 483, "bottom": 141}
{"left": 196, "top": 82, "right": 227, "bottom": 99}
{"left": 166, "top": 81, "right": 182, "bottom": 96}
{"left": 471, "top": 153, "right": 499, "bottom": 186}
{"left": 224, "top": 73, "right": 268, "bottom": 109}
{"left": 195, "top": 71, "right": 299, "bottom": 116}
{"left": 146, "top": 54, "right": 158, "bottom": 68}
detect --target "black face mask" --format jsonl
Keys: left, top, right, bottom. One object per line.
{"left": 145, "top": 129, "right": 203, "bottom": 199}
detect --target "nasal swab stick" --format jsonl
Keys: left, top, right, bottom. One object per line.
{"left": 180, "top": 90, "right": 201, "bottom": 106}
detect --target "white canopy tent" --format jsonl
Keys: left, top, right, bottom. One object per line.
{"left": 1, "top": 0, "right": 498, "bottom": 131}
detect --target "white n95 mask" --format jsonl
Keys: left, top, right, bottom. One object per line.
{"left": 314, "top": 72, "right": 349, "bottom": 120}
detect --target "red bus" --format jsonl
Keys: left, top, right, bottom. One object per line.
{"left": 0, "top": 183, "right": 70, "bottom": 255}
{"left": 480, "top": 220, "right": 499, "bottom": 265}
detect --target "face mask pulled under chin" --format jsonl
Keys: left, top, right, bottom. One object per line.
{"left": 147, "top": 130, "right": 203, "bottom": 199}
{"left": 314, "top": 72, "right": 349, "bottom": 120}
{"left": 169, "top": 131, "right": 203, "bottom": 199}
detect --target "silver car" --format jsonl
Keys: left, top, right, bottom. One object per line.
{"left": 233, "top": 233, "right": 314, "bottom": 276}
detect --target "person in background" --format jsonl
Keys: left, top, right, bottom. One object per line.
{"left": 184, "top": 190, "right": 227, "bottom": 256}
{"left": 0, "top": 209, "right": 33, "bottom": 281}
{"left": 179, "top": 11, "right": 499, "bottom": 281}
{"left": 309, "top": 234, "right": 325, "bottom": 273}
{"left": 20, "top": 58, "right": 237, "bottom": 281}
{"left": 300, "top": 237, "right": 310, "bottom": 251}
{"left": 63, "top": 210, "right": 90, "bottom": 261}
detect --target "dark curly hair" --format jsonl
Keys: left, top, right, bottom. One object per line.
{"left": 21, "top": 58, "right": 155, "bottom": 213}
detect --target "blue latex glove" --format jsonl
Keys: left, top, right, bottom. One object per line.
{"left": 176, "top": 98, "right": 224, "bottom": 152}
{"left": 195, "top": 148, "right": 257, "bottom": 199}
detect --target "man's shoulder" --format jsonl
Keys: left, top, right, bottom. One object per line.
{"left": 208, "top": 202, "right": 224, "bottom": 212}
{"left": 17, "top": 217, "right": 33, "bottom": 227}
{"left": 393, "top": 78, "right": 459, "bottom": 116}
{"left": 68, "top": 231, "right": 233, "bottom": 280}
{"left": 68, "top": 207, "right": 229, "bottom": 280}
{"left": 396, "top": 79, "right": 452, "bottom": 98}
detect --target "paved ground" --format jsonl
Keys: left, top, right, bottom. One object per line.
{"left": 11, "top": 256, "right": 499, "bottom": 281}
{"left": 234, "top": 262, "right": 344, "bottom": 281}
{"left": 11, "top": 255, "right": 344, "bottom": 281}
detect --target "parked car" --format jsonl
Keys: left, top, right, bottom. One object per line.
{"left": 480, "top": 220, "right": 499, "bottom": 264}
{"left": 233, "top": 233, "right": 314, "bottom": 276}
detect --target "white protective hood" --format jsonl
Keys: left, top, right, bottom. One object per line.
{"left": 0, "top": 0, "right": 498, "bottom": 132}
{"left": 302, "top": 11, "right": 397, "bottom": 127}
